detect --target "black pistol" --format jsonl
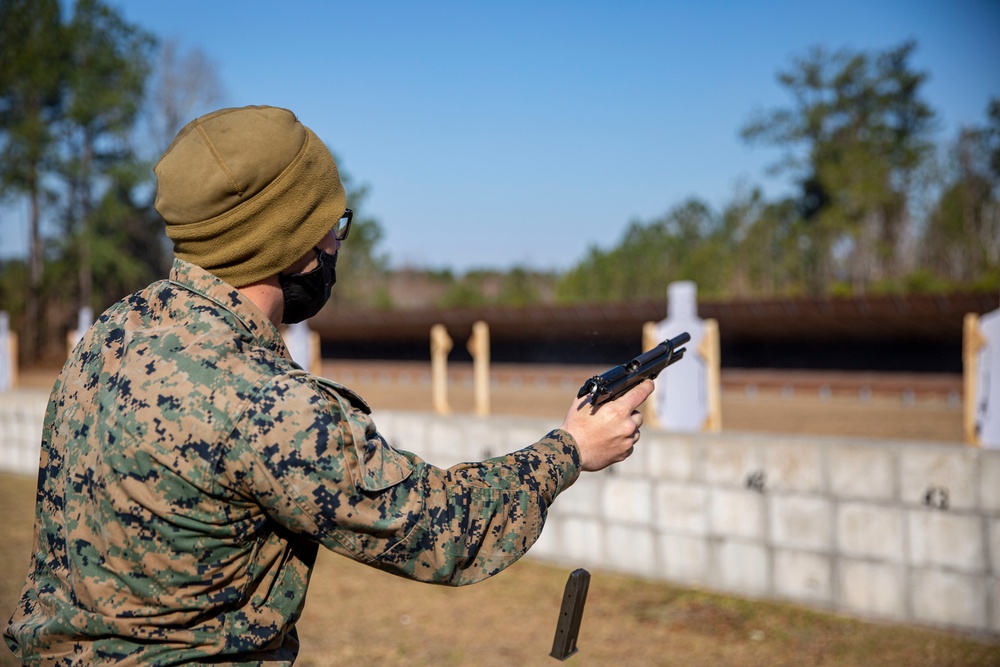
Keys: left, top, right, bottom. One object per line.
{"left": 577, "top": 332, "right": 691, "bottom": 406}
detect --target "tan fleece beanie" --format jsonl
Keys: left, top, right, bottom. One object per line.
{"left": 154, "top": 105, "right": 346, "bottom": 287}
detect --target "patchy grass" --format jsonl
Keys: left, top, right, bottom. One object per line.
{"left": 1, "top": 472, "right": 996, "bottom": 666}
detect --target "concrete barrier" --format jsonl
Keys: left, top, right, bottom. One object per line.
{"left": 0, "top": 390, "right": 47, "bottom": 476}
{"left": 375, "top": 410, "right": 1000, "bottom": 636}
{"left": 2, "top": 396, "right": 997, "bottom": 635}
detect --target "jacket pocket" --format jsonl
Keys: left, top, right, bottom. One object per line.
{"left": 313, "top": 376, "right": 413, "bottom": 492}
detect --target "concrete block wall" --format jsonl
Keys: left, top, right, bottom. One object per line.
{"left": 2, "top": 398, "right": 998, "bottom": 635}
{"left": 374, "top": 410, "right": 1000, "bottom": 636}
{"left": 0, "top": 390, "right": 46, "bottom": 476}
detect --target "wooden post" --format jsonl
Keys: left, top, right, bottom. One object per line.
{"left": 964, "top": 313, "right": 986, "bottom": 446}
{"left": 699, "top": 318, "right": 722, "bottom": 432}
{"left": 8, "top": 331, "right": 17, "bottom": 389}
{"left": 642, "top": 321, "right": 661, "bottom": 429}
{"left": 467, "top": 321, "right": 490, "bottom": 417}
{"left": 431, "top": 324, "right": 453, "bottom": 415}
{"left": 309, "top": 330, "right": 322, "bottom": 376}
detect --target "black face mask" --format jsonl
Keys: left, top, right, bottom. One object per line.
{"left": 279, "top": 249, "right": 337, "bottom": 324}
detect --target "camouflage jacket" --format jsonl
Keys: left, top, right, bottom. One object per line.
{"left": 5, "top": 259, "right": 581, "bottom": 666}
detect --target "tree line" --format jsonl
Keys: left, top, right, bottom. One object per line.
{"left": 557, "top": 43, "right": 999, "bottom": 304}
{"left": 1, "top": 1, "right": 997, "bottom": 365}
{"left": 350, "top": 41, "right": 999, "bottom": 309}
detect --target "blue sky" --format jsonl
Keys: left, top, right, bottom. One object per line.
{"left": 2, "top": 0, "right": 998, "bottom": 273}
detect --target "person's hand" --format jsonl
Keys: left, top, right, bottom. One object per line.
{"left": 559, "top": 380, "right": 654, "bottom": 472}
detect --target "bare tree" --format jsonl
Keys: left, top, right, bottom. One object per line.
{"left": 145, "top": 38, "right": 224, "bottom": 155}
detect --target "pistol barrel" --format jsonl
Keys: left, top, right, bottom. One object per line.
{"left": 577, "top": 331, "right": 690, "bottom": 405}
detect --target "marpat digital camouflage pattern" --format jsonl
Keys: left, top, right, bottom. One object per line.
{"left": 5, "top": 259, "right": 581, "bottom": 666}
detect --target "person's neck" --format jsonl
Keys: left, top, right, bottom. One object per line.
{"left": 237, "top": 276, "right": 284, "bottom": 326}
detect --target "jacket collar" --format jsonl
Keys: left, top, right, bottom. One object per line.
{"left": 168, "top": 258, "right": 289, "bottom": 358}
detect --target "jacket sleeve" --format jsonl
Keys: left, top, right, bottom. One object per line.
{"left": 226, "top": 372, "right": 581, "bottom": 585}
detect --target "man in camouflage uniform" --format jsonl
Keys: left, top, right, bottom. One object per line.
{"left": 5, "top": 106, "right": 651, "bottom": 665}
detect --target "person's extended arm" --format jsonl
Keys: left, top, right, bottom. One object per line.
{"left": 229, "top": 373, "right": 651, "bottom": 586}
